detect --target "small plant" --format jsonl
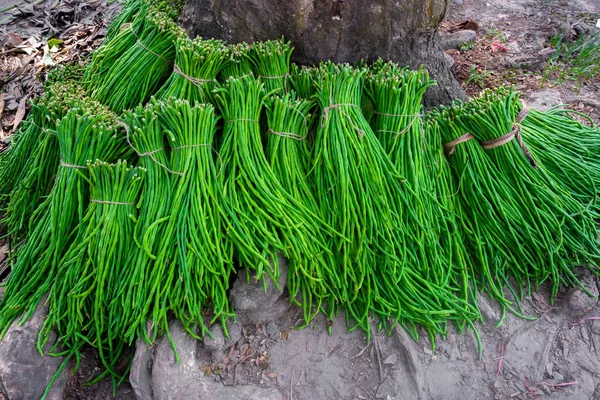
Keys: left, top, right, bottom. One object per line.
{"left": 484, "top": 24, "right": 508, "bottom": 43}
{"left": 465, "top": 65, "right": 492, "bottom": 89}
{"left": 542, "top": 32, "right": 600, "bottom": 93}
{"left": 459, "top": 40, "right": 477, "bottom": 52}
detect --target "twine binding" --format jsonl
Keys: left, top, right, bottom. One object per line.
{"left": 60, "top": 161, "right": 87, "bottom": 170}
{"left": 321, "top": 103, "right": 365, "bottom": 138}
{"left": 480, "top": 103, "right": 537, "bottom": 168}
{"left": 443, "top": 133, "right": 476, "bottom": 155}
{"left": 126, "top": 23, "right": 171, "bottom": 65}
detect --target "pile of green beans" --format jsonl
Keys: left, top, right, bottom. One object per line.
{"left": 430, "top": 89, "right": 599, "bottom": 317}
{"left": 87, "top": 7, "right": 186, "bottom": 112}
{"left": 250, "top": 39, "right": 293, "bottom": 94}
{"left": 464, "top": 88, "right": 600, "bottom": 295}
{"left": 40, "top": 160, "right": 144, "bottom": 393}
{"left": 105, "top": 0, "right": 182, "bottom": 41}
{"left": 119, "top": 103, "right": 174, "bottom": 344}
{"left": 311, "top": 63, "right": 478, "bottom": 343}
{"left": 521, "top": 108, "right": 600, "bottom": 215}
{"left": 155, "top": 37, "right": 229, "bottom": 104}
{"left": 289, "top": 64, "right": 323, "bottom": 99}
{"left": 215, "top": 76, "right": 337, "bottom": 325}
{"left": 2, "top": 83, "right": 89, "bottom": 244}
{"left": 265, "top": 92, "right": 337, "bottom": 323}
{"left": 0, "top": 104, "right": 128, "bottom": 336}
{"left": 143, "top": 98, "right": 235, "bottom": 341}
{"left": 219, "top": 43, "right": 252, "bottom": 80}
{"left": 365, "top": 62, "right": 474, "bottom": 319}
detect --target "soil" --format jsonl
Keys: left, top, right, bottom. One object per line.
{"left": 1, "top": 0, "right": 599, "bottom": 399}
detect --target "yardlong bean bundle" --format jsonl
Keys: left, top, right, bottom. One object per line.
{"left": 105, "top": 0, "right": 182, "bottom": 41}
{"left": 366, "top": 62, "right": 474, "bottom": 314}
{"left": 265, "top": 92, "right": 338, "bottom": 322}
{"left": 312, "top": 64, "right": 478, "bottom": 341}
{"left": 40, "top": 161, "right": 144, "bottom": 390}
{"left": 219, "top": 43, "right": 252, "bottom": 80}
{"left": 290, "top": 64, "right": 322, "bottom": 100}
{"left": 142, "top": 99, "right": 235, "bottom": 340}
{"left": 156, "top": 37, "right": 228, "bottom": 104}
{"left": 87, "top": 7, "right": 185, "bottom": 112}
{"left": 460, "top": 88, "right": 600, "bottom": 294}
{"left": 0, "top": 105, "right": 128, "bottom": 335}
{"left": 215, "top": 76, "right": 338, "bottom": 325}
{"left": 119, "top": 103, "right": 174, "bottom": 344}
{"left": 521, "top": 108, "right": 600, "bottom": 215}
{"left": 250, "top": 39, "right": 293, "bottom": 93}
{"left": 2, "top": 83, "right": 92, "bottom": 243}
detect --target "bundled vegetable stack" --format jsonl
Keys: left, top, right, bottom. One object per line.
{"left": 429, "top": 88, "right": 600, "bottom": 317}
{"left": 0, "top": 102, "right": 129, "bottom": 336}
{"left": 1, "top": 0, "right": 600, "bottom": 395}
{"left": 85, "top": 4, "right": 186, "bottom": 112}
{"left": 311, "top": 63, "right": 478, "bottom": 340}
{"left": 156, "top": 37, "right": 229, "bottom": 104}
{"left": 366, "top": 61, "right": 474, "bottom": 316}
{"left": 521, "top": 108, "right": 600, "bottom": 215}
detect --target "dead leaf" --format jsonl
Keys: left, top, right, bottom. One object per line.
{"left": 0, "top": 94, "right": 4, "bottom": 116}
{"left": 41, "top": 44, "right": 55, "bottom": 66}
{"left": 6, "top": 33, "right": 24, "bottom": 48}
{"left": 11, "top": 96, "right": 27, "bottom": 133}
{"left": 266, "top": 372, "right": 277, "bottom": 380}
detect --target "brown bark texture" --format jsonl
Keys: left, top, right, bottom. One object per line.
{"left": 179, "top": 0, "right": 466, "bottom": 106}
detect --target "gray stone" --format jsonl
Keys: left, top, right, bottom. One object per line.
{"left": 147, "top": 320, "right": 283, "bottom": 400}
{"left": 130, "top": 340, "right": 153, "bottom": 400}
{"left": 203, "top": 324, "right": 225, "bottom": 361}
{"left": 440, "top": 30, "right": 477, "bottom": 50}
{"left": 452, "top": 0, "right": 464, "bottom": 4}
{"left": 383, "top": 354, "right": 397, "bottom": 365}
{"left": 266, "top": 322, "right": 279, "bottom": 339}
{"left": 559, "top": 21, "right": 571, "bottom": 42}
{"left": 0, "top": 299, "right": 69, "bottom": 400}
{"left": 376, "top": 377, "right": 399, "bottom": 399}
{"left": 527, "top": 89, "right": 563, "bottom": 112}
{"left": 224, "top": 320, "right": 242, "bottom": 346}
{"left": 230, "top": 253, "right": 288, "bottom": 319}
{"left": 444, "top": 52, "right": 455, "bottom": 68}
{"left": 567, "top": 288, "right": 598, "bottom": 312}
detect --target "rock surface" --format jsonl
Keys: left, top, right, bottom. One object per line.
{"left": 230, "top": 253, "right": 289, "bottom": 323}
{"left": 440, "top": 30, "right": 477, "bottom": 50}
{"left": 0, "top": 299, "right": 69, "bottom": 400}
{"left": 130, "top": 320, "right": 284, "bottom": 400}
{"left": 527, "top": 89, "right": 563, "bottom": 111}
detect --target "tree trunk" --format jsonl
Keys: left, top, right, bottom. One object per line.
{"left": 179, "top": 0, "right": 466, "bottom": 106}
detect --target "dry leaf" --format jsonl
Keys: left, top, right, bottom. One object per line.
{"left": 266, "top": 372, "right": 277, "bottom": 380}
{"left": 41, "top": 44, "right": 56, "bottom": 66}
{"left": 11, "top": 96, "right": 27, "bottom": 133}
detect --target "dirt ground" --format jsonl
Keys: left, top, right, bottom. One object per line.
{"left": 1, "top": 0, "right": 599, "bottom": 399}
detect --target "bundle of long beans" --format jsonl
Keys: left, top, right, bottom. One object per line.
{"left": 458, "top": 88, "right": 600, "bottom": 294}
{"left": 215, "top": 76, "right": 337, "bottom": 325}
{"left": 366, "top": 64, "right": 436, "bottom": 274}
{"left": 521, "top": 108, "right": 600, "bottom": 214}
{"left": 155, "top": 37, "right": 229, "bottom": 104}
{"left": 105, "top": 0, "right": 182, "bottom": 41}
{"left": 265, "top": 92, "right": 337, "bottom": 322}
{"left": 290, "top": 64, "right": 324, "bottom": 99}
{"left": 39, "top": 161, "right": 144, "bottom": 393}
{"left": 2, "top": 83, "right": 90, "bottom": 243}
{"left": 250, "top": 39, "right": 293, "bottom": 94}
{"left": 118, "top": 103, "right": 174, "bottom": 344}
{"left": 87, "top": 7, "right": 185, "bottom": 112}
{"left": 0, "top": 104, "right": 128, "bottom": 335}
{"left": 141, "top": 99, "right": 235, "bottom": 340}
{"left": 311, "top": 63, "right": 478, "bottom": 341}
{"left": 219, "top": 43, "right": 252, "bottom": 80}
{"left": 430, "top": 93, "right": 596, "bottom": 317}
{"left": 366, "top": 62, "right": 474, "bottom": 315}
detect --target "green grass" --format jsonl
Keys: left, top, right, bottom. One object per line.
{"left": 542, "top": 32, "right": 600, "bottom": 93}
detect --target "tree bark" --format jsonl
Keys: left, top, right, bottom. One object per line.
{"left": 179, "top": 0, "right": 466, "bottom": 106}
